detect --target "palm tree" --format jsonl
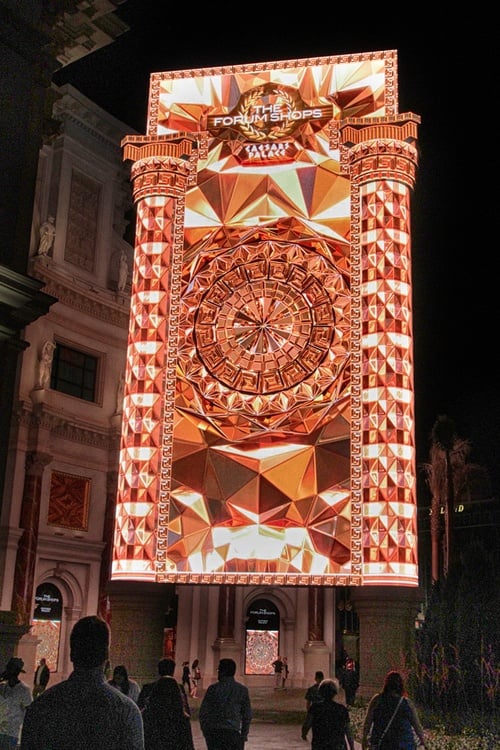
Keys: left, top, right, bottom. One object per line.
{"left": 422, "top": 415, "right": 485, "bottom": 582}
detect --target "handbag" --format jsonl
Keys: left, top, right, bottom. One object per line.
{"left": 371, "top": 696, "right": 403, "bottom": 750}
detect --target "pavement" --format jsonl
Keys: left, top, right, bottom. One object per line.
{"left": 189, "top": 687, "right": 362, "bottom": 749}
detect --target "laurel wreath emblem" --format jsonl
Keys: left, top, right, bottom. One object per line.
{"left": 237, "top": 84, "right": 303, "bottom": 142}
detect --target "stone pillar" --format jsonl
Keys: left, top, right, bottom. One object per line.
{"left": 350, "top": 585, "right": 422, "bottom": 697}
{"left": 303, "top": 586, "right": 330, "bottom": 678}
{"left": 217, "top": 584, "right": 235, "bottom": 640}
{"left": 107, "top": 581, "right": 171, "bottom": 686}
{"left": 97, "top": 470, "right": 118, "bottom": 624}
{"left": 11, "top": 451, "right": 52, "bottom": 625}
{"left": 212, "top": 584, "right": 239, "bottom": 666}
{"left": 0, "top": 613, "right": 31, "bottom": 675}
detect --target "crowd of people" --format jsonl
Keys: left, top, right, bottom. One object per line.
{"left": 0, "top": 619, "right": 430, "bottom": 750}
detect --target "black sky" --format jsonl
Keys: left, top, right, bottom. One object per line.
{"left": 53, "top": 5, "right": 499, "bottom": 497}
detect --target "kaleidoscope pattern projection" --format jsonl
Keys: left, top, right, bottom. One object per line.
{"left": 245, "top": 630, "right": 278, "bottom": 675}
{"left": 113, "top": 50, "right": 420, "bottom": 586}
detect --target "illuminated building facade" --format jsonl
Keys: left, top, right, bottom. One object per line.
{"left": 109, "top": 50, "right": 423, "bottom": 691}
{"left": 0, "top": 31, "right": 424, "bottom": 694}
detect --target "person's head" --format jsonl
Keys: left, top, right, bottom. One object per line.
{"left": 111, "top": 664, "right": 129, "bottom": 686}
{"left": 70, "top": 615, "right": 109, "bottom": 669}
{"left": 218, "top": 658, "right": 236, "bottom": 678}
{"left": 1, "top": 657, "right": 26, "bottom": 683}
{"left": 192, "top": 658, "right": 199, "bottom": 668}
{"left": 315, "top": 670, "right": 324, "bottom": 683}
{"left": 318, "top": 678, "right": 338, "bottom": 702}
{"left": 40, "top": 657, "right": 46, "bottom": 665}
{"left": 382, "top": 670, "right": 405, "bottom": 695}
{"left": 182, "top": 661, "right": 189, "bottom": 667}
{"left": 158, "top": 657, "right": 175, "bottom": 676}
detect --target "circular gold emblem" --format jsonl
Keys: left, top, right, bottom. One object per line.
{"left": 178, "top": 241, "right": 350, "bottom": 419}
{"left": 236, "top": 84, "right": 303, "bottom": 141}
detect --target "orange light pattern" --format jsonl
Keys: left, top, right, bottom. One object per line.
{"left": 113, "top": 50, "right": 420, "bottom": 585}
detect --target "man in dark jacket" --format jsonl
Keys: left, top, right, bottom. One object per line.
{"left": 339, "top": 655, "right": 359, "bottom": 706}
{"left": 199, "top": 658, "right": 252, "bottom": 750}
{"left": 32, "top": 658, "right": 50, "bottom": 699}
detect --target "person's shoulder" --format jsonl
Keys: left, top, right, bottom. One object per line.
{"left": 107, "top": 683, "right": 142, "bottom": 711}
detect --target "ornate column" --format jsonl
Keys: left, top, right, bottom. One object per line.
{"left": 111, "top": 135, "right": 198, "bottom": 582}
{"left": 303, "top": 586, "right": 330, "bottom": 678}
{"left": 11, "top": 451, "right": 52, "bottom": 625}
{"left": 339, "top": 115, "right": 420, "bottom": 586}
{"left": 340, "top": 115, "right": 422, "bottom": 691}
{"left": 108, "top": 134, "right": 198, "bottom": 679}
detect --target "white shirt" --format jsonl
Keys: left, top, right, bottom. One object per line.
{"left": 0, "top": 678, "right": 33, "bottom": 739}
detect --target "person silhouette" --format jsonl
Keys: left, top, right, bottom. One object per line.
{"left": 20, "top": 615, "right": 144, "bottom": 750}
{"left": 199, "top": 658, "right": 252, "bottom": 750}
{"left": 0, "top": 657, "right": 32, "bottom": 748}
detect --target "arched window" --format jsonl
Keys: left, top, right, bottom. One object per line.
{"left": 244, "top": 598, "right": 280, "bottom": 675}
{"left": 31, "top": 583, "right": 63, "bottom": 672}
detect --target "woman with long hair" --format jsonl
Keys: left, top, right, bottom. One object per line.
{"left": 362, "top": 670, "right": 428, "bottom": 750}
{"left": 108, "top": 664, "right": 141, "bottom": 704}
{"left": 190, "top": 659, "right": 201, "bottom": 698}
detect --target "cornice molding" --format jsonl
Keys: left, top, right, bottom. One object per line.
{"left": 17, "top": 400, "right": 121, "bottom": 452}
{"left": 28, "top": 257, "right": 130, "bottom": 328}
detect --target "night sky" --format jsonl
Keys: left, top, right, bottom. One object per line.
{"left": 53, "top": 5, "right": 499, "bottom": 499}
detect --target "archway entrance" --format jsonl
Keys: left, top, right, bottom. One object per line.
{"left": 31, "top": 582, "right": 62, "bottom": 673}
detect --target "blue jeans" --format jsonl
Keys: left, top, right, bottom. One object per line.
{"left": 0, "top": 734, "right": 18, "bottom": 750}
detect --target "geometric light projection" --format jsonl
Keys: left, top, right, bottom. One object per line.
{"left": 112, "top": 49, "right": 420, "bottom": 586}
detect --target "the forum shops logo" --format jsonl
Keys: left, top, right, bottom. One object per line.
{"left": 207, "top": 83, "right": 330, "bottom": 160}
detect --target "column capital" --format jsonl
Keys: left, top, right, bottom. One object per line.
{"left": 122, "top": 134, "right": 198, "bottom": 202}
{"left": 339, "top": 113, "right": 420, "bottom": 188}
{"left": 25, "top": 451, "right": 52, "bottom": 476}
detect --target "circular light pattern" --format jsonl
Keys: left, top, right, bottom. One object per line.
{"left": 178, "top": 240, "right": 350, "bottom": 418}
{"left": 195, "top": 264, "right": 335, "bottom": 394}
{"left": 245, "top": 630, "right": 277, "bottom": 674}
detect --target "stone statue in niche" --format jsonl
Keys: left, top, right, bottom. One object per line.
{"left": 115, "top": 372, "right": 125, "bottom": 414}
{"left": 37, "top": 340, "right": 56, "bottom": 389}
{"left": 37, "top": 216, "right": 56, "bottom": 256}
{"left": 117, "top": 249, "right": 129, "bottom": 291}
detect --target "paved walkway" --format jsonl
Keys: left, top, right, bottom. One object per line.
{"left": 192, "top": 719, "right": 313, "bottom": 749}
{"left": 189, "top": 687, "right": 362, "bottom": 750}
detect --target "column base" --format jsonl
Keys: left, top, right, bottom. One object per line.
{"left": 302, "top": 640, "right": 331, "bottom": 683}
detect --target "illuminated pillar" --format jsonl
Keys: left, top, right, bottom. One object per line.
{"left": 11, "top": 452, "right": 52, "bottom": 624}
{"left": 112, "top": 135, "right": 197, "bottom": 581}
{"left": 340, "top": 115, "right": 420, "bottom": 585}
